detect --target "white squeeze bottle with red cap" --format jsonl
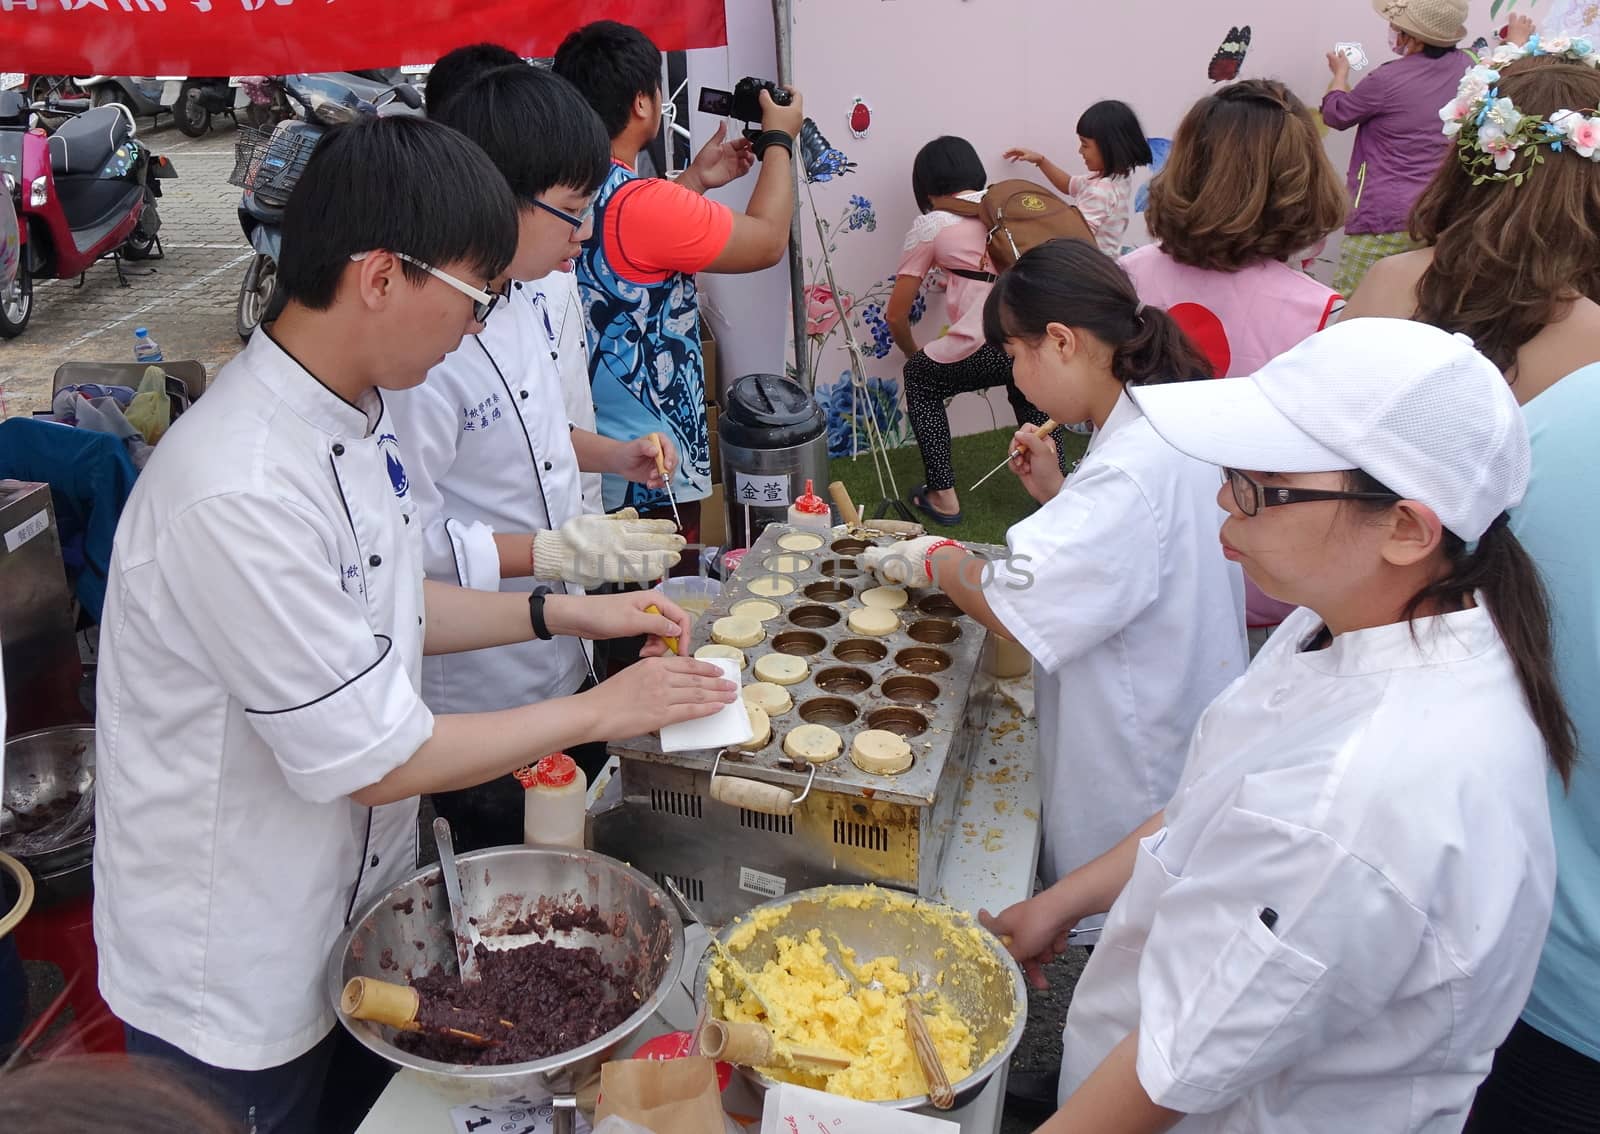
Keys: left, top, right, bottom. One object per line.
{"left": 519, "top": 753, "right": 588, "bottom": 848}
{"left": 787, "top": 478, "right": 831, "bottom": 532}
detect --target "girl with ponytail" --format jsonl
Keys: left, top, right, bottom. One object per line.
{"left": 983, "top": 318, "right": 1570, "bottom": 1134}
{"left": 861, "top": 237, "right": 1249, "bottom": 918}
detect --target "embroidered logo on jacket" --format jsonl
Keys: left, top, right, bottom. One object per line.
{"left": 377, "top": 433, "right": 409, "bottom": 498}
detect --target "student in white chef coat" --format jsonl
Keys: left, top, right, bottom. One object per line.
{"left": 982, "top": 319, "right": 1574, "bottom": 1134}
{"left": 420, "top": 46, "right": 605, "bottom": 516}
{"left": 864, "top": 239, "right": 1248, "bottom": 931}
{"left": 91, "top": 118, "right": 737, "bottom": 1134}
{"left": 390, "top": 64, "right": 683, "bottom": 848}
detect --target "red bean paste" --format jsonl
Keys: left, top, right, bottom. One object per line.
{"left": 398, "top": 940, "right": 638, "bottom": 1065}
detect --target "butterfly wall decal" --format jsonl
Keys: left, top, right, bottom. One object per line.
{"left": 1209, "top": 25, "right": 1253, "bottom": 82}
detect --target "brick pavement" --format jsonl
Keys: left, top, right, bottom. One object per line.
{"left": 0, "top": 120, "right": 250, "bottom": 418}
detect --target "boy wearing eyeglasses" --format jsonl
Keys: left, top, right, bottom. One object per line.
{"left": 91, "top": 117, "right": 736, "bottom": 1133}
{"left": 386, "top": 62, "right": 691, "bottom": 852}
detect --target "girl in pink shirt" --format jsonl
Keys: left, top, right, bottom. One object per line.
{"left": 1006, "top": 99, "right": 1153, "bottom": 256}
{"left": 886, "top": 136, "right": 1059, "bottom": 525}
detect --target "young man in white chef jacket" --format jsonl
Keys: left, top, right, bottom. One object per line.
{"left": 418, "top": 45, "right": 604, "bottom": 516}
{"left": 91, "top": 117, "right": 736, "bottom": 1133}
{"left": 389, "top": 64, "right": 683, "bottom": 848}
{"left": 982, "top": 321, "right": 1565, "bottom": 1134}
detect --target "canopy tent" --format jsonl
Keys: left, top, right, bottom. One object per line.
{"left": 2, "top": 0, "right": 728, "bottom": 76}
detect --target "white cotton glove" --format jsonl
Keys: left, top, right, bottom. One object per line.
{"left": 533, "top": 509, "right": 686, "bottom": 586}
{"left": 860, "top": 535, "right": 961, "bottom": 588}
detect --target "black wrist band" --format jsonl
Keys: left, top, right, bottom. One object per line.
{"left": 755, "top": 130, "right": 794, "bottom": 160}
{"left": 528, "top": 587, "right": 554, "bottom": 641}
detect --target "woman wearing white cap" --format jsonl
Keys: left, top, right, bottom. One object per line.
{"left": 982, "top": 318, "right": 1573, "bottom": 1133}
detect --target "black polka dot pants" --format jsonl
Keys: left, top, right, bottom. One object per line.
{"left": 903, "top": 344, "right": 1060, "bottom": 491}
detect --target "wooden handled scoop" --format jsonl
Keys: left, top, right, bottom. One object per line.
{"left": 905, "top": 1000, "right": 955, "bottom": 1109}
{"left": 698, "top": 1019, "right": 851, "bottom": 1072}
{"left": 341, "top": 977, "right": 510, "bottom": 1048}
{"left": 828, "top": 480, "right": 925, "bottom": 538}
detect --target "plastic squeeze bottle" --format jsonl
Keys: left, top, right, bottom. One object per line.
{"left": 787, "top": 479, "right": 831, "bottom": 532}
{"left": 518, "top": 753, "right": 587, "bottom": 848}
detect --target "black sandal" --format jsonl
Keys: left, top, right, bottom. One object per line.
{"left": 909, "top": 484, "right": 962, "bottom": 527}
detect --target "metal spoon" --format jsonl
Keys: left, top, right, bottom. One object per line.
{"left": 432, "top": 817, "right": 481, "bottom": 984}
{"left": 660, "top": 875, "right": 779, "bottom": 1023}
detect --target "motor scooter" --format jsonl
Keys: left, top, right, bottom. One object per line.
{"left": 75, "top": 77, "right": 173, "bottom": 126}
{"left": 0, "top": 91, "right": 178, "bottom": 338}
{"left": 0, "top": 172, "right": 21, "bottom": 338}
{"left": 158, "top": 76, "right": 235, "bottom": 138}
{"left": 231, "top": 73, "right": 420, "bottom": 338}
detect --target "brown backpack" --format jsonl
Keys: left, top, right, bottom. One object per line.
{"left": 931, "top": 180, "right": 1096, "bottom": 275}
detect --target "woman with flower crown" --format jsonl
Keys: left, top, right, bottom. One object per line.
{"left": 1341, "top": 23, "right": 1600, "bottom": 401}
{"left": 1345, "top": 26, "right": 1600, "bottom": 1134}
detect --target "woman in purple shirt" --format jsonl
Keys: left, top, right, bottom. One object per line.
{"left": 1322, "top": 0, "right": 1470, "bottom": 295}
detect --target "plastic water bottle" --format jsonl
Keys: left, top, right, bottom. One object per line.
{"left": 133, "top": 327, "right": 163, "bottom": 364}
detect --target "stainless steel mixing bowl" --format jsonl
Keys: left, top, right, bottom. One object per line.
{"left": 0, "top": 725, "right": 95, "bottom": 880}
{"left": 693, "top": 885, "right": 1027, "bottom": 1110}
{"left": 328, "top": 846, "right": 683, "bottom": 1104}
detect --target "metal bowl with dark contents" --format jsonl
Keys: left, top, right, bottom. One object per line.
{"left": 0, "top": 726, "right": 95, "bottom": 901}
{"left": 328, "top": 846, "right": 683, "bottom": 1106}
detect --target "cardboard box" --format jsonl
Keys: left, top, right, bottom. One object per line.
{"left": 708, "top": 404, "right": 721, "bottom": 485}
{"left": 701, "top": 323, "right": 721, "bottom": 407}
{"left": 701, "top": 484, "right": 727, "bottom": 547}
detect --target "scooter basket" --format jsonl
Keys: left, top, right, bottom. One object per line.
{"left": 229, "top": 122, "right": 321, "bottom": 209}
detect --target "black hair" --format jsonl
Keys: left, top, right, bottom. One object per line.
{"left": 1344, "top": 469, "right": 1577, "bottom": 785}
{"left": 552, "top": 20, "right": 661, "bottom": 140}
{"left": 426, "top": 42, "right": 523, "bottom": 118}
{"left": 983, "top": 238, "right": 1213, "bottom": 384}
{"left": 911, "top": 136, "right": 987, "bottom": 215}
{"left": 432, "top": 65, "right": 611, "bottom": 200}
{"left": 0, "top": 1057, "right": 236, "bottom": 1134}
{"left": 1422, "top": 43, "right": 1454, "bottom": 58}
{"left": 277, "top": 117, "right": 517, "bottom": 311}
{"left": 1075, "top": 99, "right": 1153, "bottom": 178}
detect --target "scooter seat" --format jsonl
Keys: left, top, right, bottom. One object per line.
{"left": 48, "top": 108, "right": 132, "bottom": 177}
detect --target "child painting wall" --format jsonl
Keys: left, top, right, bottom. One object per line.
{"left": 731, "top": 0, "right": 1518, "bottom": 456}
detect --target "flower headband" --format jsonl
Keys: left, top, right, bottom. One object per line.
{"left": 1440, "top": 33, "right": 1600, "bottom": 185}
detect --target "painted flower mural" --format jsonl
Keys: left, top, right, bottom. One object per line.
{"left": 816, "top": 370, "right": 908, "bottom": 459}
{"left": 795, "top": 192, "right": 933, "bottom": 458}
{"left": 803, "top": 284, "right": 853, "bottom": 337}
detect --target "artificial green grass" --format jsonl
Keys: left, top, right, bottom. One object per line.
{"left": 828, "top": 427, "right": 1090, "bottom": 547}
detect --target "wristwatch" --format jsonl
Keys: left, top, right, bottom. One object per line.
{"left": 528, "top": 587, "right": 554, "bottom": 641}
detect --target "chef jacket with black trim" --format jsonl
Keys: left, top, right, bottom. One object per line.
{"left": 385, "top": 275, "right": 589, "bottom": 715}
{"left": 93, "top": 331, "right": 433, "bottom": 1071}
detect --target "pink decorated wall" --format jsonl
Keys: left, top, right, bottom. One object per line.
{"left": 691, "top": 0, "right": 1578, "bottom": 457}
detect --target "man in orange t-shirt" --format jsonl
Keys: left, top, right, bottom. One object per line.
{"left": 554, "top": 21, "right": 805, "bottom": 543}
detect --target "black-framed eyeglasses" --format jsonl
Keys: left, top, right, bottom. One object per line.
{"left": 349, "top": 251, "right": 501, "bottom": 323}
{"left": 1223, "top": 468, "right": 1400, "bottom": 517}
{"left": 530, "top": 197, "right": 596, "bottom": 231}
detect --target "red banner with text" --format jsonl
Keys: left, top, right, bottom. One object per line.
{"left": 2, "top": 0, "right": 728, "bottom": 77}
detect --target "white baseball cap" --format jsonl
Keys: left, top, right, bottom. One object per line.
{"left": 1127, "top": 318, "right": 1529, "bottom": 541}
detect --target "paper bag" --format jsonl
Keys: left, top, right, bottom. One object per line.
{"left": 596, "top": 1056, "right": 726, "bottom": 1134}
